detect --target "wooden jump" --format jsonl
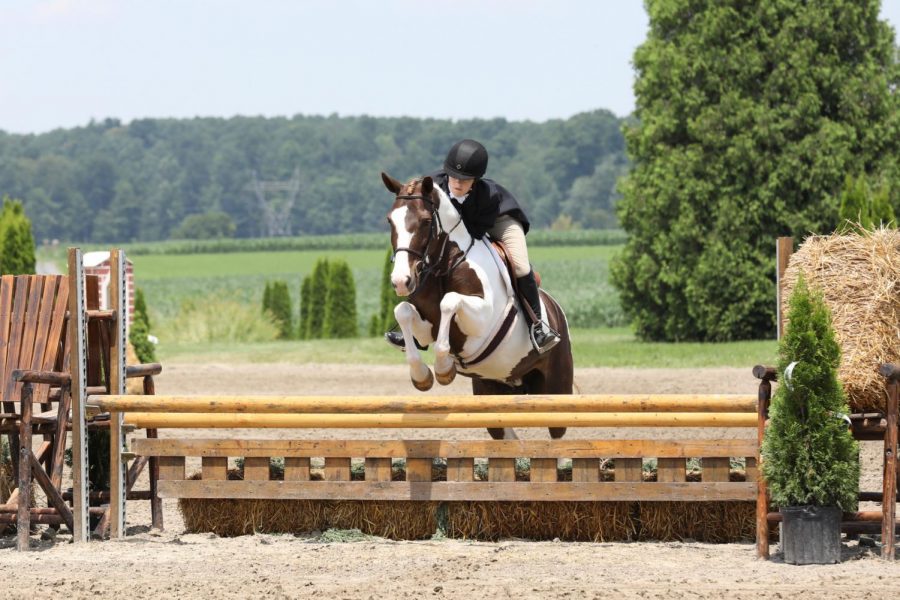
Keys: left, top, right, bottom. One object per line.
{"left": 113, "top": 411, "right": 757, "bottom": 429}
{"left": 101, "top": 390, "right": 762, "bottom": 543}
{"left": 89, "top": 393, "right": 756, "bottom": 414}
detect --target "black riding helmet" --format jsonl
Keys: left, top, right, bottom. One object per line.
{"left": 444, "top": 139, "right": 488, "bottom": 180}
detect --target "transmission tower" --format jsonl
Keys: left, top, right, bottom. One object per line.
{"left": 248, "top": 167, "right": 300, "bottom": 237}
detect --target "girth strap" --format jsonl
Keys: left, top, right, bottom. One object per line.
{"left": 457, "top": 302, "right": 518, "bottom": 369}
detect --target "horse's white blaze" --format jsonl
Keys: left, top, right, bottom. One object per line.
{"left": 389, "top": 206, "right": 413, "bottom": 296}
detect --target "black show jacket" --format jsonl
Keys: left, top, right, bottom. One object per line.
{"left": 430, "top": 170, "right": 530, "bottom": 240}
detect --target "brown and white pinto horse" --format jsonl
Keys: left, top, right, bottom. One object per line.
{"left": 382, "top": 173, "right": 573, "bottom": 440}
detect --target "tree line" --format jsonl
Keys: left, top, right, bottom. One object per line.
{"left": 0, "top": 110, "right": 628, "bottom": 244}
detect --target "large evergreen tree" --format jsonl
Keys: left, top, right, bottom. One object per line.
{"left": 612, "top": 0, "right": 900, "bottom": 341}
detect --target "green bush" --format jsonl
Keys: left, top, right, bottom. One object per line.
{"left": 265, "top": 280, "right": 294, "bottom": 340}
{"left": 323, "top": 260, "right": 358, "bottom": 338}
{"left": 130, "top": 287, "right": 156, "bottom": 363}
{"left": 0, "top": 196, "right": 36, "bottom": 275}
{"left": 761, "top": 277, "right": 859, "bottom": 510}
{"left": 305, "top": 259, "right": 330, "bottom": 339}
{"left": 298, "top": 275, "right": 311, "bottom": 340}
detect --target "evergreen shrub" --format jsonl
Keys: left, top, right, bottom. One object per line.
{"left": 761, "top": 277, "right": 859, "bottom": 510}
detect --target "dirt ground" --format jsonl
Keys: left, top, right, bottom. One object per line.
{"left": 1, "top": 362, "right": 898, "bottom": 599}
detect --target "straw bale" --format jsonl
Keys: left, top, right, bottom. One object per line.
{"left": 782, "top": 228, "right": 900, "bottom": 412}
{"left": 178, "top": 463, "right": 755, "bottom": 541}
{"left": 637, "top": 502, "right": 754, "bottom": 542}
{"left": 447, "top": 501, "right": 635, "bottom": 541}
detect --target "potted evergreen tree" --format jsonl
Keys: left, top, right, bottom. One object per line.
{"left": 762, "top": 276, "right": 859, "bottom": 564}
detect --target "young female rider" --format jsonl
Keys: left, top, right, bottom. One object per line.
{"left": 386, "top": 138, "right": 560, "bottom": 353}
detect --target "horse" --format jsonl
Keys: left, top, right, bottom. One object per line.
{"left": 382, "top": 173, "right": 574, "bottom": 440}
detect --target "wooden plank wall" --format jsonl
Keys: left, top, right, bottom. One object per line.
{"left": 133, "top": 438, "right": 758, "bottom": 502}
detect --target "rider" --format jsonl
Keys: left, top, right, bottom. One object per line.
{"left": 386, "top": 138, "right": 560, "bottom": 353}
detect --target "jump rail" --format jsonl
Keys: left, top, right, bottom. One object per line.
{"left": 97, "top": 392, "right": 762, "bottom": 540}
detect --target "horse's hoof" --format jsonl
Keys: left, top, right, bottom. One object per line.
{"left": 435, "top": 365, "right": 456, "bottom": 386}
{"left": 412, "top": 369, "right": 434, "bottom": 391}
{"left": 549, "top": 427, "right": 567, "bottom": 439}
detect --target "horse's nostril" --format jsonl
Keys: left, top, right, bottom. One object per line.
{"left": 405, "top": 277, "right": 412, "bottom": 288}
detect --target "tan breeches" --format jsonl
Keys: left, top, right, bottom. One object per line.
{"left": 489, "top": 215, "right": 531, "bottom": 278}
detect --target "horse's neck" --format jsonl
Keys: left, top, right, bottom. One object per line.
{"left": 435, "top": 188, "right": 470, "bottom": 248}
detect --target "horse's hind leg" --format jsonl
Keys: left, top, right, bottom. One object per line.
{"left": 472, "top": 378, "right": 519, "bottom": 440}
{"left": 536, "top": 292, "right": 574, "bottom": 439}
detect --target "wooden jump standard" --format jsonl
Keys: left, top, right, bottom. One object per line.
{"left": 92, "top": 392, "right": 761, "bottom": 541}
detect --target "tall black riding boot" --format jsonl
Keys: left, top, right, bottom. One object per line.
{"left": 516, "top": 270, "right": 560, "bottom": 353}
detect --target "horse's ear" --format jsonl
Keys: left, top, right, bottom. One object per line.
{"left": 421, "top": 176, "right": 433, "bottom": 195}
{"left": 381, "top": 172, "right": 403, "bottom": 194}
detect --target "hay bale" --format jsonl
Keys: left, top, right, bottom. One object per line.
{"left": 178, "top": 463, "right": 751, "bottom": 542}
{"left": 637, "top": 502, "right": 755, "bottom": 542}
{"left": 782, "top": 228, "right": 899, "bottom": 412}
{"left": 447, "top": 501, "right": 635, "bottom": 542}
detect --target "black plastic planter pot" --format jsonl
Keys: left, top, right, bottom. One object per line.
{"left": 780, "top": 505, "right": 842, "bottom": 564}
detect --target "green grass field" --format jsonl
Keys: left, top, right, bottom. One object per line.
{"left": 130, "top": 245, "right": 627, "bottom": 331}
{"left": 158, "top": 327, "right": 776, "bottom": 369}
{"left": 38, "top": 240, "right": 778, "bottom": 369}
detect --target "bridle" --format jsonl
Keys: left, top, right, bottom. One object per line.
{"left": 390, "top": 184, "right": 473, "bottom": 297}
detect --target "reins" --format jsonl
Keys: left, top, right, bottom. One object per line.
{"left": 391, "top": 184, "right": 473, "bottom": 298}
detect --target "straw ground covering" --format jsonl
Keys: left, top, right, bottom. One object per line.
{"left": 178, "top": 461, "right": 754, "bottom": 542}
{"left": 781, "top": 228, "right": 899, "bottom": 412}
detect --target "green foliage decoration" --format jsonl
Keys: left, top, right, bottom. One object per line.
{"left": 0, "top": 196, "right": 36, "bottom": 275}
{"left": 612, "top": 0, "right": 900, "bottom": 341}
{"left": 761, "top": 277, "right": 859, "bottom": 510}
{"left": 323, "top": 260, "right": 358, "bottom": 338}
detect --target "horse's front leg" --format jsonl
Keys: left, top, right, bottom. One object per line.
{"left": 394, "top": 301, "right": 436, "bottom": 391}
{"left": 433, "top": 292, "right": 493, "bottom": 385}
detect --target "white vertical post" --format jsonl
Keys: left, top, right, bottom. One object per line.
{"left": 109, "top": 249, "right": 127, "bottom": 538}
{"left": 68, "top": 248, "right": 90, "bottom": 542}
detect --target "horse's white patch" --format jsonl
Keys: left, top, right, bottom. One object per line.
{"left": 389, "top": 205, "right": 413, "bottom": 295}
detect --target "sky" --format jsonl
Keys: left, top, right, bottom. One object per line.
{"left": 1, "top": 0, "right": 899, "bottom": 135}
